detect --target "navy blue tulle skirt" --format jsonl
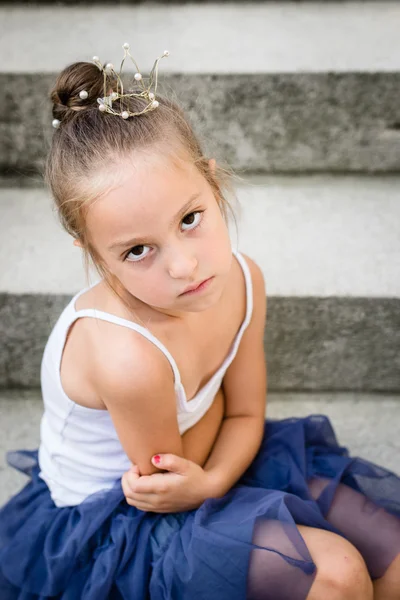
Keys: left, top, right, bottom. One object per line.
{"left": 1, "top": 415, "right": 400, "bottom": 600}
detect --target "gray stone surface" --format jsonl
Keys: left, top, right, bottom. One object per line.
{"left": 1, "top": 294, "right": 399, "bottom": 390}
{"left": 2, "top": 3, "right": 400, "bottom": 73}
{"left": 0, "top": 293, "right": 70, "bottom": 387}
{"left": 2, "top": 177, "right": 400, "bottom": 297}
{"left": 2, "top": 73, "right": 400, "bottom": 175}
{"left": 265, "top": 297, "right": 400, "bottom": 392}
{"left": 1, "top": 174, "right": 399, "bottom": 390}
{"left": 1, "top": 390, "right": 399, "bottom": 505}
{"left": 0, "top": 174, "right": 44, "bottom": 188}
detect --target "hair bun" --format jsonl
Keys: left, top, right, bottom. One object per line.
{"left": 50, "top": 61, "right": 115, "bottom": 124}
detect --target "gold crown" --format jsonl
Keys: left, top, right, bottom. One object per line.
{"left": 93, "top": 43, "right": 169, "bottom": 119}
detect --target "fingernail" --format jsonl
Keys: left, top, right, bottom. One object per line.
{"left": 153, "top": 455, "right": 161, "bottom": 464}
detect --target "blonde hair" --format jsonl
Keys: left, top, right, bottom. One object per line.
{"left": 45, "top": 60, "right": 239, "bottom": 294}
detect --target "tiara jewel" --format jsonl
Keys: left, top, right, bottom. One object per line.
{"left": 92, "top": 44, "right": 169, "bottom": 119}
{"left": 97, "top": 95, "right": 113, "bottom": 110}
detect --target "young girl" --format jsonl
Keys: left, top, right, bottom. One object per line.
{"left": 1, "top": 46, "right": 399, "bottom": 600}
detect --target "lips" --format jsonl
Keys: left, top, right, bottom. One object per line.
{"left": 181, "top": 277, "right": 210, "bottom": 295}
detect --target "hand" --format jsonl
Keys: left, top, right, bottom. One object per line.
{"left": 121, "top": 454, "right": 213, "bottom": 513}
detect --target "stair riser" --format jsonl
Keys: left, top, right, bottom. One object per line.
{"left": 1, "top": 294, "right": 399, "bottom": 391}
{"left": 2, "top": 73, "right": 400, "bottom": 176}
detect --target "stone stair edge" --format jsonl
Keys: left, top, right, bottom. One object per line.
{"left": 2, "top": 171, "right": 400, "bottom": 189}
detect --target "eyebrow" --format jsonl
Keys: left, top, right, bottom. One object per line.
{"left": 108, "top": 192, "right": 202, "bottom": 251}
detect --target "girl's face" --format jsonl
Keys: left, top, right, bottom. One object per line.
{"left": 85, "top": 152, "right": 233, "bottom": 317}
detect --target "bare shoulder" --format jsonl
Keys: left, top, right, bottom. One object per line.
{"left": 92, "top": 323, "right": 174, "bottom": 398}
{"left": 240, "top": 253, "right": 265, "bottom": 282}
{"left": 91, "top": 325, "right": 183, "bottom": 474}
{"left": 239, "top": 252, "right": 267, "bottom": 322}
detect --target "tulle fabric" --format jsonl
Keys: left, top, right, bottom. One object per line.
{"left": 1, "top": 415, "right": 400, "bottom": 600}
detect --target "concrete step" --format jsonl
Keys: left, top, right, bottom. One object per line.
{"left": 0, "top": 175, "right": 399, "bottom": 391}
{"left": 3, "top": 3, "right": 400, "bottom": 74}
{"left": 1, "top": 175, "right": 400, "bottom": 297}
{"left": 1, "top": 389, "right": 399, "bottom": 505}
{"left": 1, "top": 2, "right": 400, "bottom": 174}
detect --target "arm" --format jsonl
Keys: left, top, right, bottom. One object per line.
{"left": 181, "top": 386, "right": 225, "bottom": 466}
{"left": 203, "top": 256, "right": 268, "bottom": 498}
{"left": 95, "top": 334, "right": 184, "bottom": 476}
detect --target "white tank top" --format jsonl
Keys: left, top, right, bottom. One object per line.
{"left": 38, "top": 249, "right": 253, "bottom": 506}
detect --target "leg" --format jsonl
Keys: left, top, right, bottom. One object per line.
{"left": 299, "top": 526, "right": 373, "bottom": 600}
{"left": 308, "top": 477, "right": 400, "bottom": 596}
{"left": 246, "top": 520, "right": 373, "bottom": 600}
{"left": 373, "top": 553, "right": 400, "bottom": 600}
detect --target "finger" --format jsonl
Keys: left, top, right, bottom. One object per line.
{"left": 122, "top": 472, "right": 161, "bottom": 496}
{"left": 134, "top": 473, "right": 171, "bottom": 494}
{"left": 125, "top": 493, "right": 160, "bottom": 511}
{"left": 121, "top": 474, "right": 135, "bottom": 499}
{"left": 152, "top": 454, "right": 189, "bottom": 475}
{"left": 124, "top": 470, "right": 141, "bottom": 490}
{"left": 121, "top": 470, "right": 140, "bottom": 498}
{"left": 127, "top": 491, "right": 160, "bottom": 505}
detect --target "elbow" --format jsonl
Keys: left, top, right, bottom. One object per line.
{"left": 135, "top": 439, "right": 185, "bottom": 476}
{"left": 137, "top": 460, "right": 163, "bottom": 477}
{"left": 128, "top": 452, "right": 159, "bottom": 476}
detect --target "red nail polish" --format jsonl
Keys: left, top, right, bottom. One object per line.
{"left": 153, "top": 455, "right": 161, "bottom": 464}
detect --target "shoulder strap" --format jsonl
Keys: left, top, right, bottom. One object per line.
{"left": 67, "top": 249, "right": 252, "bottom": 390}
{"left": 72, "top": 308, "right": 182, "bottom": 387}
{"left": 232, "top": 248, "right": 254, "bottom": 328}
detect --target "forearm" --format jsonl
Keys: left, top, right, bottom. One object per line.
{"left": 203, "top": 415, "right": 265, "bottom": 498}
{"left": 181, "top": 389, "right": 224, "bottom": 467}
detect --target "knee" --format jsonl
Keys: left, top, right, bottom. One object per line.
{"left": 298, "top": 526, "right": 373, "bottom": 600}
{"left": 316, "top": 542, "right": 373, "bottom": 600}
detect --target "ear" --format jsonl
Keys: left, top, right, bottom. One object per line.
{"left": 208, "top": 158, "right": 216, "bottom": 174}
{"left": 73, "top": 239, "right": 83, "bottom": 248}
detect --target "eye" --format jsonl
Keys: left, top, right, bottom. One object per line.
{"left": 181, "top": 210, "right": 203, "bottom": 231}
{"left": 124, "top": 210, "right": 204, "bottom": 263}
{"left": 125, "top": 244, "right": 151, "bottom": 263}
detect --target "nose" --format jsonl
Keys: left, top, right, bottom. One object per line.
{"left": 166, "top": 247, "right": 198, "bottom": 280}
